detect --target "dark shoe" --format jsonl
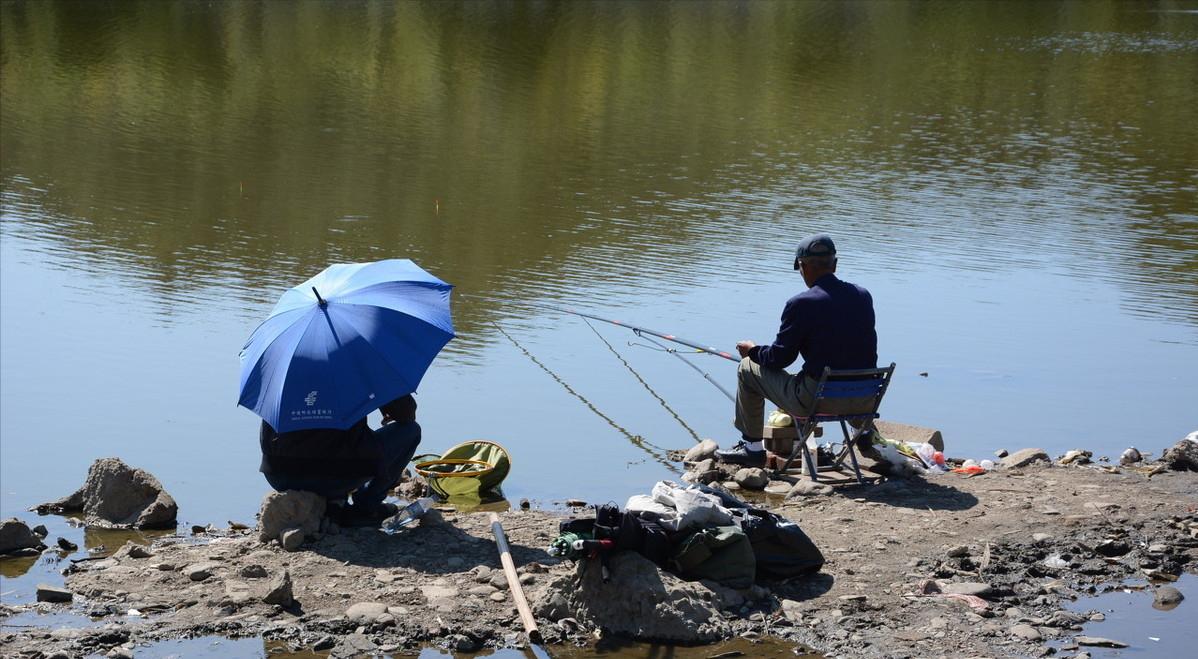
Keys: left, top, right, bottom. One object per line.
{"left": 714, "top": 441, "right": 766, "bottom": 468}
{"left": 338, "top": 502, "right": 399, "bottom": 528}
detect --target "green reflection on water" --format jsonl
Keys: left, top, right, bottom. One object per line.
{"left": 2, "top": 0, "right": 1196, "bottom": 329}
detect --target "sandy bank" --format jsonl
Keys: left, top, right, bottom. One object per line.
{"left": 2, "top": 461, "right": 1195, "bottom": 658}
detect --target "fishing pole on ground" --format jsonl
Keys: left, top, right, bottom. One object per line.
{"left": 549, "top": 306, "right": 739, "bottom": 403}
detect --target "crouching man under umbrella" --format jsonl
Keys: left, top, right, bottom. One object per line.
{"left": 238, "top": 258, "right": 456, "bottom": 527}
{"left": 714, "top": 234, "right": 878, "bottom": 468}
{"left": 259, "top": 394, "right": 421, "bottom": 526}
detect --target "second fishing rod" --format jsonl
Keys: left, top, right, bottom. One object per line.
{"left": 549, "top": 305, "right": 739, "bottom": 402}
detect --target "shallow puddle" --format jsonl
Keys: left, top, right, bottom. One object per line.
{"left": 1054, "top": 573, "right": 1195, "bottom": 656}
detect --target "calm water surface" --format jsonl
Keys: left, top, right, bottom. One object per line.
{"left": 2, "top": 0, "right": 1197, "bottom": 593}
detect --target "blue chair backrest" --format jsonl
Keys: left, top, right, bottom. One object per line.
{"left": 820, "top": 377, "right": 887, "bottom": 399}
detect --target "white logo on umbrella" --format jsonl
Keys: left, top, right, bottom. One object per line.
{"left": 305, "top": 391, "right": 318, "bottom": 407}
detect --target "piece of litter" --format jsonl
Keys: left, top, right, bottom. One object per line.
{"left": 127, "top": 609, "right": 142, "bottom": 616}
{"left": 1150, "top": 637, "right": 1160, "bottom": 642}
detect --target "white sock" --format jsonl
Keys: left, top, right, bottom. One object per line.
{"left": 745, "top": 440, "right": 764, "bottom": 452}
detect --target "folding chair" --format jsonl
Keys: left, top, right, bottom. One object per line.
{"left": 775, "top": 363, "right": 896, "bottom": 484}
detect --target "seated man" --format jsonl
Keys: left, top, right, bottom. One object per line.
{"left": 259, "top": 394, "right": 421, "bottom": 525}
{"left": 715, "top": 234, "right": 877, "bottom": 467}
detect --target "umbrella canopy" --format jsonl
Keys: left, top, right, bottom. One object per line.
{"left": 238, "top": 259, "right": 454, "bottom": 433}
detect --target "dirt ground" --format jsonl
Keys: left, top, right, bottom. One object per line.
{"left": 2, "top": 458, "right": 1196, "bottom": 658}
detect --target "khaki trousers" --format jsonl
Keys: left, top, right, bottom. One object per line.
{"left": 733, "top": 358, "right": 874, "bottom": 441}
{"left": 733, "top": 358, "right": 818, "bottom": 440}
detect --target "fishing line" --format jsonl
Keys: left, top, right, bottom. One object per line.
{"left": 490, "top": 322, "right": 680, "bottom": 474}
{"left": 580, "top": 317, "right": 702, "bottom": 443}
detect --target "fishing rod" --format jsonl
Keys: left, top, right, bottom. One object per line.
{"left": 549, "top": 306, "right": 740, "bottom": 362}
{"left": 490, "top": 321, "right": 681, "bottom": 474}
{"left": 550, "top": 306, "right": 738, "bottom": 402}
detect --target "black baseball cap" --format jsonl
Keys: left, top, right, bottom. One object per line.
{"left": 793, "top": 234, "right": 836, "bottom": 270}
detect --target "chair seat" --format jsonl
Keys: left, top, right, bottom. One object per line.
{"left": 793, "top": 413, "right": 880, "bottom": 422}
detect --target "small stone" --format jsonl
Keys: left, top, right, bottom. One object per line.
{"left": 942, "top": 582, "right": 993, "bottom": 597}
{"left": 57, "top": 537, "right": 78, "bottom": 551}
{"left": 1060, "top": 449, "right": 1093, "bottom": 465}
{"left": 489, "top": 590, "right": 507, "bottom": 602}
{"left": 1032, "top": 533, "right": 1053, "bottom": 543}
{"left": 185, "top": 562, "right": 218, "bottom": 582}
{"left": 36, "top": 583, "right": 73, "bottom": 603}
{"left": 994, "top": 449, "right": 1009, "bottom": 458}
{"left": 1001, "top": 448, "right": 1049, "bottom": 469}
{"left": 1010, "top": 624, "right": 1042, "bottom": 641}
{"left": 946, "top": 545, "right": 970, "bottom": 558}
{"left": 565, "top": 499, "right": 587, "bottom": 507}
{"left": 31, "top": 524, "right": 48, "bottom": 538}
{"left": 519, "top": 498, "right": 530, "bottom": 509}
{"left": 346, "top": 601, "right": 389, "bottom": 621}
{"left": 1076, "top": 636, "right": 1128, "bottom": 648}
{"left": 312, "top": 636, "right": 335, "bottom": 651}
{"left": 240, "top": 564, "right": 268, "bottom": 578}
{"left": 489, "top": 572, "right": 509, "bottom": 589}
{"left": 1153, "top": 585, "right": 1184, "bottom": 610}
{"left": 1147, "top": 543, "right": 1168, "bottom": 554}
{"left": 684, "top": 439, "right": 719, "bottom": 463}
{"left": 262, "top": 569, "right": 293, "bottom": 606}
{"left": 764, "top": 481, "right": 792, "bottom": 495}
{"left": 335, "top": 633, "right": 376, "bottom": 656}
{"left": 112, "top": 541, "right": 153, "bottom": 560}
{"left": 786, "top": 480, "right": 834, "bottom": 498}
{"left": 279, "top": 528, "right": 304, "bottom": 552}
{"left": 191, "top": 524, "right": 208, "bottom": 535}
{"left": 1119, "top": 447, "right": 1142, "bottom": 465}
{"left": 732, "top": 467, "right": 769, "bottom": 490}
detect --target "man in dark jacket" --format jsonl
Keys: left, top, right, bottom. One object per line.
{"left": 715, "top": 234, "right": 877, "bottom": 467}
{"left": 260, "top": 394, "right": 421, "bottom": 524}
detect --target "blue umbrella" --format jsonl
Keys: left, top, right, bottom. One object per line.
{"left": 238, "top": 259, "right": 454, "bottom": 433}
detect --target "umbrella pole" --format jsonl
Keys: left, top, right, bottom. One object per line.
{"left": 489, "top": 512, "right": 542, "bottom": 644}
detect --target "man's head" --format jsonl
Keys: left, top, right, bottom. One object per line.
{"left": 793, "top": 233, "right": 837, "bottom": 287}
{"left": 380, "top": 394, "right": 417, "bottom": 424}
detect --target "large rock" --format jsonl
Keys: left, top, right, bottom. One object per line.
{"left": 0, "top": 518, "right": 46, "bottom": 555}
{"left": 36, "top": 458, "right": 177, "bottom": 529}
{"left": 874, "top": 420, "right": 944, "bottom": 452}
{"left": 257, "top": 490, "right": 326, "bottom": 543}
{"left": 1161, "top": 434, "right": 1198, "bottom": 471}
{"left": 1001, "top": 448, "right": 1050, "bottom": 470}
{"left": 532, "top": 551, "right": 728, "bottom": 643}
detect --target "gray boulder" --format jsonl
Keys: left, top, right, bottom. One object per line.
{"left": 1001, "top": 448, "right": 1050, "bottom": 470}
{"left": 257, "top": 490, "right": 326, "bottom": 543}
{"left": 36, "top": 458, "right": 177, "bottom": 529}
{"left": 0, "top": 518, "right": 46, "bottom": 555}
{"left": 532, "top": 551, "right": 728, "bottom": 643}
{"left": 1161, "top": 435, "right": 1198, "bottom": 471}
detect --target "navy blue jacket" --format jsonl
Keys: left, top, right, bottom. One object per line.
{"left": 748, "top": 273, "right": 877, "bottom": 378}
{"left": 259, "top": 419, "right": 381, "bottom": 478}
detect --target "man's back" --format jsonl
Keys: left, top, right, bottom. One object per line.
{"left": 751, "top": 273, "right": 877, "bottom": 377}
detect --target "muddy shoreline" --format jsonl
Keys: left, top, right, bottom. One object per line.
{"left": 2, "top": 458, "right": 1196, "bottom": 658}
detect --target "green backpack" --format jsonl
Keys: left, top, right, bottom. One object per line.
{"left": 670, "top": 525, "right": 756, "bottom": 589}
